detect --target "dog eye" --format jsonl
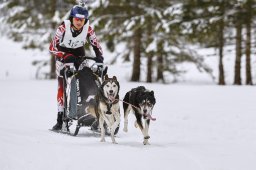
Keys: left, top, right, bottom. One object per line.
{"left": 113, "top": 85, "right": 116, "bottom": 87}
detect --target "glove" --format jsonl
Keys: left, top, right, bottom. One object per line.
{"left": 96, "top": 66, "right": 108, "bottom": 77}
{"left": 95, "top": 56, "right": 104, "bottom": 63}
{"left": 62, "top": 53, "right": 77, "bottom": 63}
{"left": 103, "top": 66, "right": 108, "bottom": 76}
{"left": 62, "top": 53, "right": 82, "bottom": 70}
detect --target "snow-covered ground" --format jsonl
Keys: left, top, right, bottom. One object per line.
{"left": 0, "top": 38, "right": 256, "bottom": 170}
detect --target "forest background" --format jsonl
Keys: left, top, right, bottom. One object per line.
{"left": 0, "top": 0, "right": 255, "bottom": 85}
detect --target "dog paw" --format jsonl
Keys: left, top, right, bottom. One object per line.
{"left": 100, "top": 139, "right": 106, "bottom": 142}
{"left": 112, "top": 141, "right": 118, "bottom": 144}
{"left": 123, "top": 128, "right": 128, "bottom": 132}
{"left": 134, "top": 121, "right": 138, "bottom": 128}
{"left": 143, "top": 139, "right": 150, "bottom": 145}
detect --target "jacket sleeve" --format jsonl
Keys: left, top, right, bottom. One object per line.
{"left": 87, "top": 25, "right": 103, "bottom": 61}
{"left": 49, "top": 23, "right": 66, "bottom": 59}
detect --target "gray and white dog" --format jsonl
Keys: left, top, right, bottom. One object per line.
{"left": 123, "top": 86, "right": 156, "bottom": 145}
{"left": 86, "top": 75, "right": 120, "bottom": 144}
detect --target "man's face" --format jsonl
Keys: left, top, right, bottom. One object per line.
{"left": 72, "top": 17, "right": 85, "bottom": 30}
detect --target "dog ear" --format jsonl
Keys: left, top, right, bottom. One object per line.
{"left": 113, "top": 76, "right": 117, "bottom": 81}
{"left": 104, "top": 74, "right": 109, "bottom": 80}
{"left": 150, "top": 91, "right": 156, "bottom": 104}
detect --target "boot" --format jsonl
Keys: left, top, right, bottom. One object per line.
{"left": 52, "top": 112, "right": 63, "bottom": 131}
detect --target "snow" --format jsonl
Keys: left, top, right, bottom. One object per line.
{"left": 0, "top": 38, "right": 49, "bottom": 80}
{"left": 1, "top": 38, "right": 256, "bottom": 170}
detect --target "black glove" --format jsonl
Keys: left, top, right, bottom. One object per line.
{"left": 95, "top": 56, "right": 104, "bottom": 63}
{"left": 62, "top": 54, "right": 82, "bottom": 70}
{"left": 62, "top": 54, "right": 77, "bottom": 63}
{"left": 102, "top": 66, "right": 108, "bottom": 76}
{"left": 96, "top": 66, "right": 108, "bottom": 77}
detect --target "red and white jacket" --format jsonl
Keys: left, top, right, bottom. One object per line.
{"left": 49, "top": 20, "right": 103, "bottom": 60}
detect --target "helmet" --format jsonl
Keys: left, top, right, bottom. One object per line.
{"left": 70, "top": 5, "right": 89, "bottom": 19}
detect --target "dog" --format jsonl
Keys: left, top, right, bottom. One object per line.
{"left": 123, "top": 86, "right": 156, "bottom": 145}
{"left": 86, "top": 75, "right": 120, "bottom": 144}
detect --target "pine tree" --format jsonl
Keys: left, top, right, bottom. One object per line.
{"left": 91, "top": 0, "right": 174, "bottom": 82}
{"left": 245, "top": 0, "right": 253, "bottom": 85}
{"left": 0, "top": 0, "right": 74, "bottom": 79}
{"left": 182, "top": 0, "right": 235, "bottom": 85}
{"left": 233, "top": 2, "right": 244, "bottom": 85}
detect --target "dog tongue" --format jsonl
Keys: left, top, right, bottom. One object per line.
{"left": 108, "top": 96, "right": 116, "bottom": 102}
{"left": 146, "top": 114, "right": 156, "bottom": 121}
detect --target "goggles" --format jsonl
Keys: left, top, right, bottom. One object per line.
{"left": 74, "top": 17, "right": 85, "bottom": 22}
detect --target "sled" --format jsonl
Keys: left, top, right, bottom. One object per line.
{"left": 60, "top": 57, "right": 119, "bottom": 136}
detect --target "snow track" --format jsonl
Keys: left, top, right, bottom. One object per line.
{"left": 0, "top": 80, "right": 256, "bottom": 170}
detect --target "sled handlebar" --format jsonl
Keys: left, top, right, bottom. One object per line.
{"left": 80, "top": 56, "right": 100, "bottom": 62}
{"left": 80, "top": 56, "right": 105, "bottom": 68}
{"left": 81, "top": 56, "right": 96, "bottom": 60}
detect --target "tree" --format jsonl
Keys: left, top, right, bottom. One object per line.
{"left": 217, "top": 1, "right": 227, "bottom": 85}
{"left": 233, "top": 3, "right": 243, "bottom": 85}
{"left": 182, "top": 0, "right": 235, "bottom": 85}
{"left": 245, "top": 0, "right": 253, "bottom": 85}
{"left": 92, "top": 0, "right": 181, "bottom": 83}
{"left": 0, "top": 0, "right": 74, "bottom": 79}
{"left": 156, "top": 41, "right": 165, "bottom": 83}
{"left": 145, "top": 15, "right": 153, "bottom": 83}
{"left": 2, "top": 0, "right": 255, "bottom": 84}
{"left": 131, "top": 25, "right": 142, "bottom": 81}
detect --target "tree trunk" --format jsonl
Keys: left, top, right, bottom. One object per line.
{"left": 156, "top": 55, "right": 164, "bottom": 83}
{"left": 146, "top": 52, "right": 153, "bottom": 83}
{"left": 156, "top": 41, "right": 165, "bottom": 83}
{"left": 218, "top": 1, "right": 226, "bottom": 85}
{"left": 49, "top": 0, "right": 57, "bottom": 79}
{"left": 245, "top": 0, "right": 253, "bottom": 85}
{"left": 131, "top": 27, "right": 141, "bottom": 82}
{"left": 218, "top": 17, "right": 225, "bottom": 85}
{"left": 233, "top": 10, "right": 242, "bottom": 85}
{"left": 146, "top": 16, "right": 153, "bottom": 83}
